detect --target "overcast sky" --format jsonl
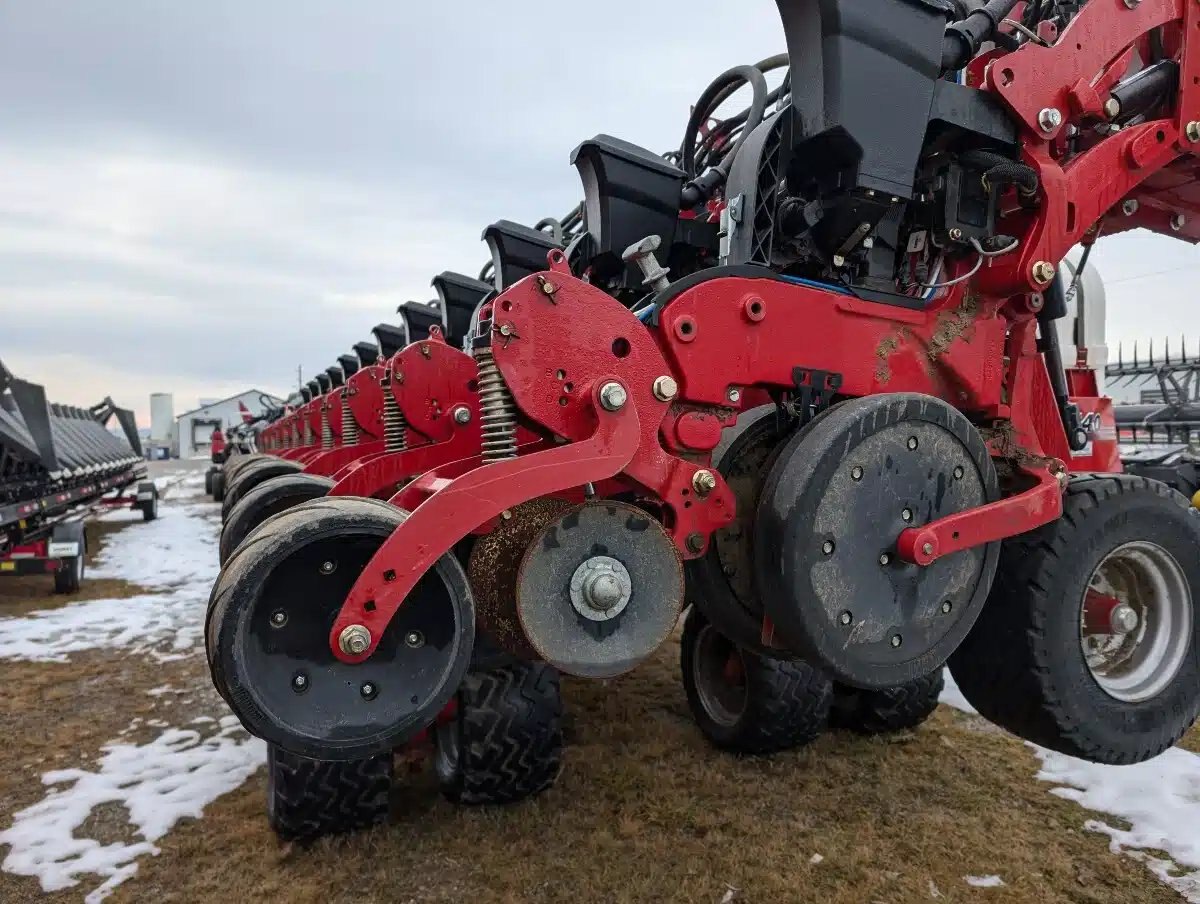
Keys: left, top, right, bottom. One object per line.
{"left": 0, "top": 2, "right": 1197, "bottom": 425}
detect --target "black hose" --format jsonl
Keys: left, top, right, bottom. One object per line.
{"left": 679, "top": 64, "right": 770, "bottom": 180}
{"left": 960, "top": 148, "right": 1039, "bottom": 197}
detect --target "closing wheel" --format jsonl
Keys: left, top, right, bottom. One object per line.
{"left": 205, "top": 468, "right": 215, "bottom": 496}
{"left": 515, "top": 501, "right": 684, "bottom": 678}
{"left": 831, "top": 670, "right": 944, "bottom": 735}
{"left": 755, "top": 393, "right": 999, "bottom": 689}
{"left": 221, "top": 458, "right": 303, "bottom": 521}
{"left": 219, "top": 473, "right": 334, "bottom": 565}
{"left": 207, "top": 496, "right": 475, "bottom": 761}
{"left": 266, "top": 744, "right": 392, "bottom": 842}
{"left": 680, "top": 607, "right": 832, "bottom": 754}
{"left": 223, "top": 453, "right": 271, "bottom": 482}
{"left": 212, "top": 471, "right": 226, "bottom": 503}
{"left": 950, "top": 475, "right": 1200, "bottom": 764}
{"left": 434, "top": 661, "right": 563, "bottom": 805}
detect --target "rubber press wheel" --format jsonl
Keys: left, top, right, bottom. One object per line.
{"left": 266, "top": 745, "right": 392, "bottom": 842}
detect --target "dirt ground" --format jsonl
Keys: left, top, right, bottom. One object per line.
{"left": 0, "top": 469, "right": 1195, "bottom": 904}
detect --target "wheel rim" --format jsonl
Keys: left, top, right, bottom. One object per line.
{"left": 692, "top": 623, "right": 748, "bottom": 728}
{"left": 1081, "top": 541, "right": 1192, "bottom": 703}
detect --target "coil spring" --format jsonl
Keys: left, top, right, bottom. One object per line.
{"left": 341, "top": 393, "right": 358, "bottom": 446}
{"left": 476, "top": 346, "right": 517, "bottom": 462}
{"left": 382, "top": 371, "right": 408, "bottom": 452}
{"left": 303, "top": 417, "right": 313, "bottom": 448}
{"left": 320, "top": 401, "right": 333, "bottom": 450}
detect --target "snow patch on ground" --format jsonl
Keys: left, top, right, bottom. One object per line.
{"left": 965, "top": 875, "right": 1004, "bottom": 888}
{"left": 0, "top": 716, "right": 264, "bottom": 902}
{"left": 941, "top": 672, "right": 1200, "bottom": 901}
{"left": 0, "top": 501, "right": 217, "bottom": 662}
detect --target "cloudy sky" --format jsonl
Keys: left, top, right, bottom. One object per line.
{"left": 0, "top": 2, "right": 1197, "bottom": 425}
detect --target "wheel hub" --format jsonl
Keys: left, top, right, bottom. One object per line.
{"left": 569, "top": 556, "right": 632, "bottom": 621}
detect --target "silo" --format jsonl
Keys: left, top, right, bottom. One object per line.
{"left": 150, "top": 393, "right": 174, "bottom": 444}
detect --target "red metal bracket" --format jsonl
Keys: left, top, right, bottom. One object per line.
{"left": 329, "top": 390, "right": 642, "bottom": 663}
{"left": 895, "top": 465, "right": 1064, "bottom": 566}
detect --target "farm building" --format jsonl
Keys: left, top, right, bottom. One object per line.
{"left": 174, "top": 390, "right": 283, "bottom": 458}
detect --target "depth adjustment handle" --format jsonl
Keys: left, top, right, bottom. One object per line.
{"left": 621, "top": 235, "right": 671, "bottom": 293}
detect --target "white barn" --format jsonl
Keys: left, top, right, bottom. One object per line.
{"left": 174, "top": 389, "right": 283, "bottom": 458}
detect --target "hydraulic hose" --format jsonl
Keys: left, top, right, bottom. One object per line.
{"left": 679, "top": 64, "right": 769, "bottom": 207}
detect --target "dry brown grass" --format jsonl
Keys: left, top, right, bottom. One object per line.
{"left": 103, "top": 638, "right": 1179, "bottom": 904}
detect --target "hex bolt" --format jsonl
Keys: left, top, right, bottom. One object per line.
{"left": 839, "top": 611, "right": 853, "bottom": 626}
{"left": 922, "top": 542, "right": 935, "bottom": 557}
{"left": 907, "top": 436, "right": 919, "bottom": 451}
{"left": 1123, "top": 0, "right": 1140, "bottom": 7}
{"left": 822, "top": 540, "right": 836, "bottom": 556}
{"left": 953, "top": 466, "right": 965, "bottom": 480}
{"left": 727, "top": 388, "right": 742, "bottom": 404}
{"left": 879, "top": 553, "right": 891, "bottom": 566}
{"left": 1038, "top": 107, "right": 1063, "bottom": 133}
{"left": 1171, "top": 214, "right": 1187, "bottom": 232}
{"left": 653, "top": 375, "right": 679, "bottom": 402}
{"left": 890, "top": 635, "right": 903, "bottom": 648}
{"left": 599, "top": 382, "right": 627, "bottom": 412}
{"left": 942, "top": 600, "right": 953, "bottom": 614}
{"left": 292, "top": 673, "right": 308, "bottom": 692}
{"left": 1188, "top": 121, "right": 1200, "bottom": 144}
{"left": 338, "top": 624, "right": 372, "bottom": 656}
{"left": 686, "top": 533, "right": 705, "bottom": 554}
{"left": 1122, "top": 199, "right": 1139, "bottom": 216}
{"left": 405, "top": 631, "right": 425, "bottom": 649}
{"left": 320, "top": 560, "right": 336, "bottom": 575}
{"left": 692, "top": 470, "right": 718, "bottom": 496}
{"left": 851, "top": 466, "right": 864, "bottom": 481}
{"left": 1031, "top": 261, "right": 1056, "bottom": 284}
{"left": 498, "top": 323, "right": 513, "bottom": 337}
{"left": 360, "top": 682, "right": 377, "bottom": 699}
{"left": 270, "top": 611, "right": 287, "bottom": 628}
{"left": 452, "top": 406, "right": 471, "bottom": 424}
{"left": 901, "top": 508, "right": 913, "bottom": 523}
{"left": 1104, "top": 96, "right": 1121, "bottom": 119}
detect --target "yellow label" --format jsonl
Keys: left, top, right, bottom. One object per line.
{"left": 0, "top": 562, "right": 15, "bottom": 571}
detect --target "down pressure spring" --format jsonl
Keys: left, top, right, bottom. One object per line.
{"left": 341, "top": 392, "right": 358, "bottom": 446}
{"left": 475, "top": 346, "right": 517, "bottom": 462}
{"left": 381, "top": 370, "right": 408, "bottom": 453}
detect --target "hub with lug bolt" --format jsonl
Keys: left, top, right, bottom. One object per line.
{"left": 600, "top": 382, "right": 627, "bottom": 411}
{"left": 569, "top": 555, "right": 633, "bottom": 622}
{"left": 338, "top": 624, "right": 372, "bottom": 656}
{"left": 653, "top": 375, "right": 678, "bottom": 402}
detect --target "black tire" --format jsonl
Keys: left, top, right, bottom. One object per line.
{"left": 205, "top": 468, "right": 215, "bottom": 495}
{"left": 831, "top": 670, "right": 944, "bottom": 734}
{"left": 221, "top": 458, "right": 303, "bottom": 521}
{"left": 950, "top": 475, "right": 1200, "bottom": 764}
{"left": 266, "top": 744, "right": 392, "bottom": 842}
{"left": 138, "top": 482, "right": 158, "bottom": 522}
{"left": 434, "top": 662, "right": 563, "bottom": 805}
{"left": 219, "top": 473, "right": 334, "bottom": 565}
{"left": 212, "top": 471, "right": 226, "bottom": 503}
{"left": 51, "top": 522, "right": 86, "bottom": 594}
{"left": 680, "top": 607, "right": 832, "bottom": 754}
{"left": 224, "top": 453, "right": 271, "bottom": 482}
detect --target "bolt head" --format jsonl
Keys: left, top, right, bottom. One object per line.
{"left": 453, "top": 406, "right": 471, "bottom": 424}
{"left": 1104, "top": 97, "right": 1121, "bottom": 119}
{"left": 1110, "top": 604, "right": 1140, "bottom": 635}
{"left": 727, "top": 388, "right": 742, "bottom": 404}
{"left": 360, "top": 682, "right": 376, "bottom": 698}
{"left": 901, "top": 508, "right": 913, "bottom": 523}
{"left": 270, "top": 611, "right": 287, "bottom": 627}
{"left": 1188, "top": 122, "right": 1200, "bottom": 143}
{"left": 1122, "top": 199, "right": 1139, "bottom": 216}
{"left": 906, "top": 436, "right": 919, "bottom": 451}
{"left": 942, "top": 600, "right": 953, "bottom": 614}
{"left": 292, "top": 673, "right": 308, "bottom": 691}
{"left": 692, "top": 469, "right": 718, "bottom": 496}
{"left": 948, "top": 228, "right": 964, "bottom": 241}
{"left": 599, "top": 382, "right": 627, "bottom": 412}
{"left": 879, "top": 553, "right": 891, "bottom": 566}
{"left": 1031, "top": 260, "right": 1056, "bottom": 285}
{"left": 922, "top": 542, "right": 935, "bottom": 556}
{"left": 890, "top": 635, "right": 903, "bottom": 648}
{"left": 405, "top": 631, "right": 425, "bottom": 649}
{"left": 320, "top": 560, "right": 336, "bottom": 575}
{"left": 1038, "top": 107, "right": 1063, "bottom": 132}
{"left": 1171, "top": 214, "right": 1187, "bottom": 232}
{"left": 498, "top": 323, "right": 513, "bottom": 337}
{"left": 851, "top": 466, "right": 864, "bottom": 481}
{"left": 686, "top": 533, "right": 705, "bottom": 554}
{"left": 652, "top": 375, "right": 679, "bottom": 402}
{"left": 839, "top": 611, "right": 853, "bottom": 626}
{"left": 822, "top": 540, "right": 836, "bottom": 555}
{"left": 338, "top": 624, "right": 372, "bottom": 656}
{"left": 953, "top": 466, "right": 965, "bottom": 480}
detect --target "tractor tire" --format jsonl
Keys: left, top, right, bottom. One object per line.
{"left": 950, "top": 475, "right": 1200, "bottom": 764}
{"left": 265, "top": 744, "right": 392, "bottom": 843}
{"left": 219, "top": 473, "right": 334, "bottom": 565}
{"left": 831, "top": 670, "right": 944, "bottom": 734}
{"left": 680, "top": 607, "right": 832, "bottom": 755}
{"left": 212, "top": 471, "right": 225, "bottom": 503}
{"left": 434, "top": 662, "right": 563, "bottom": 805}
{"left": 52, "top": 522, "right": 86, "bottom": 594}
{"left": 221, "top": 458, "right": 303, "bottom": 521}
